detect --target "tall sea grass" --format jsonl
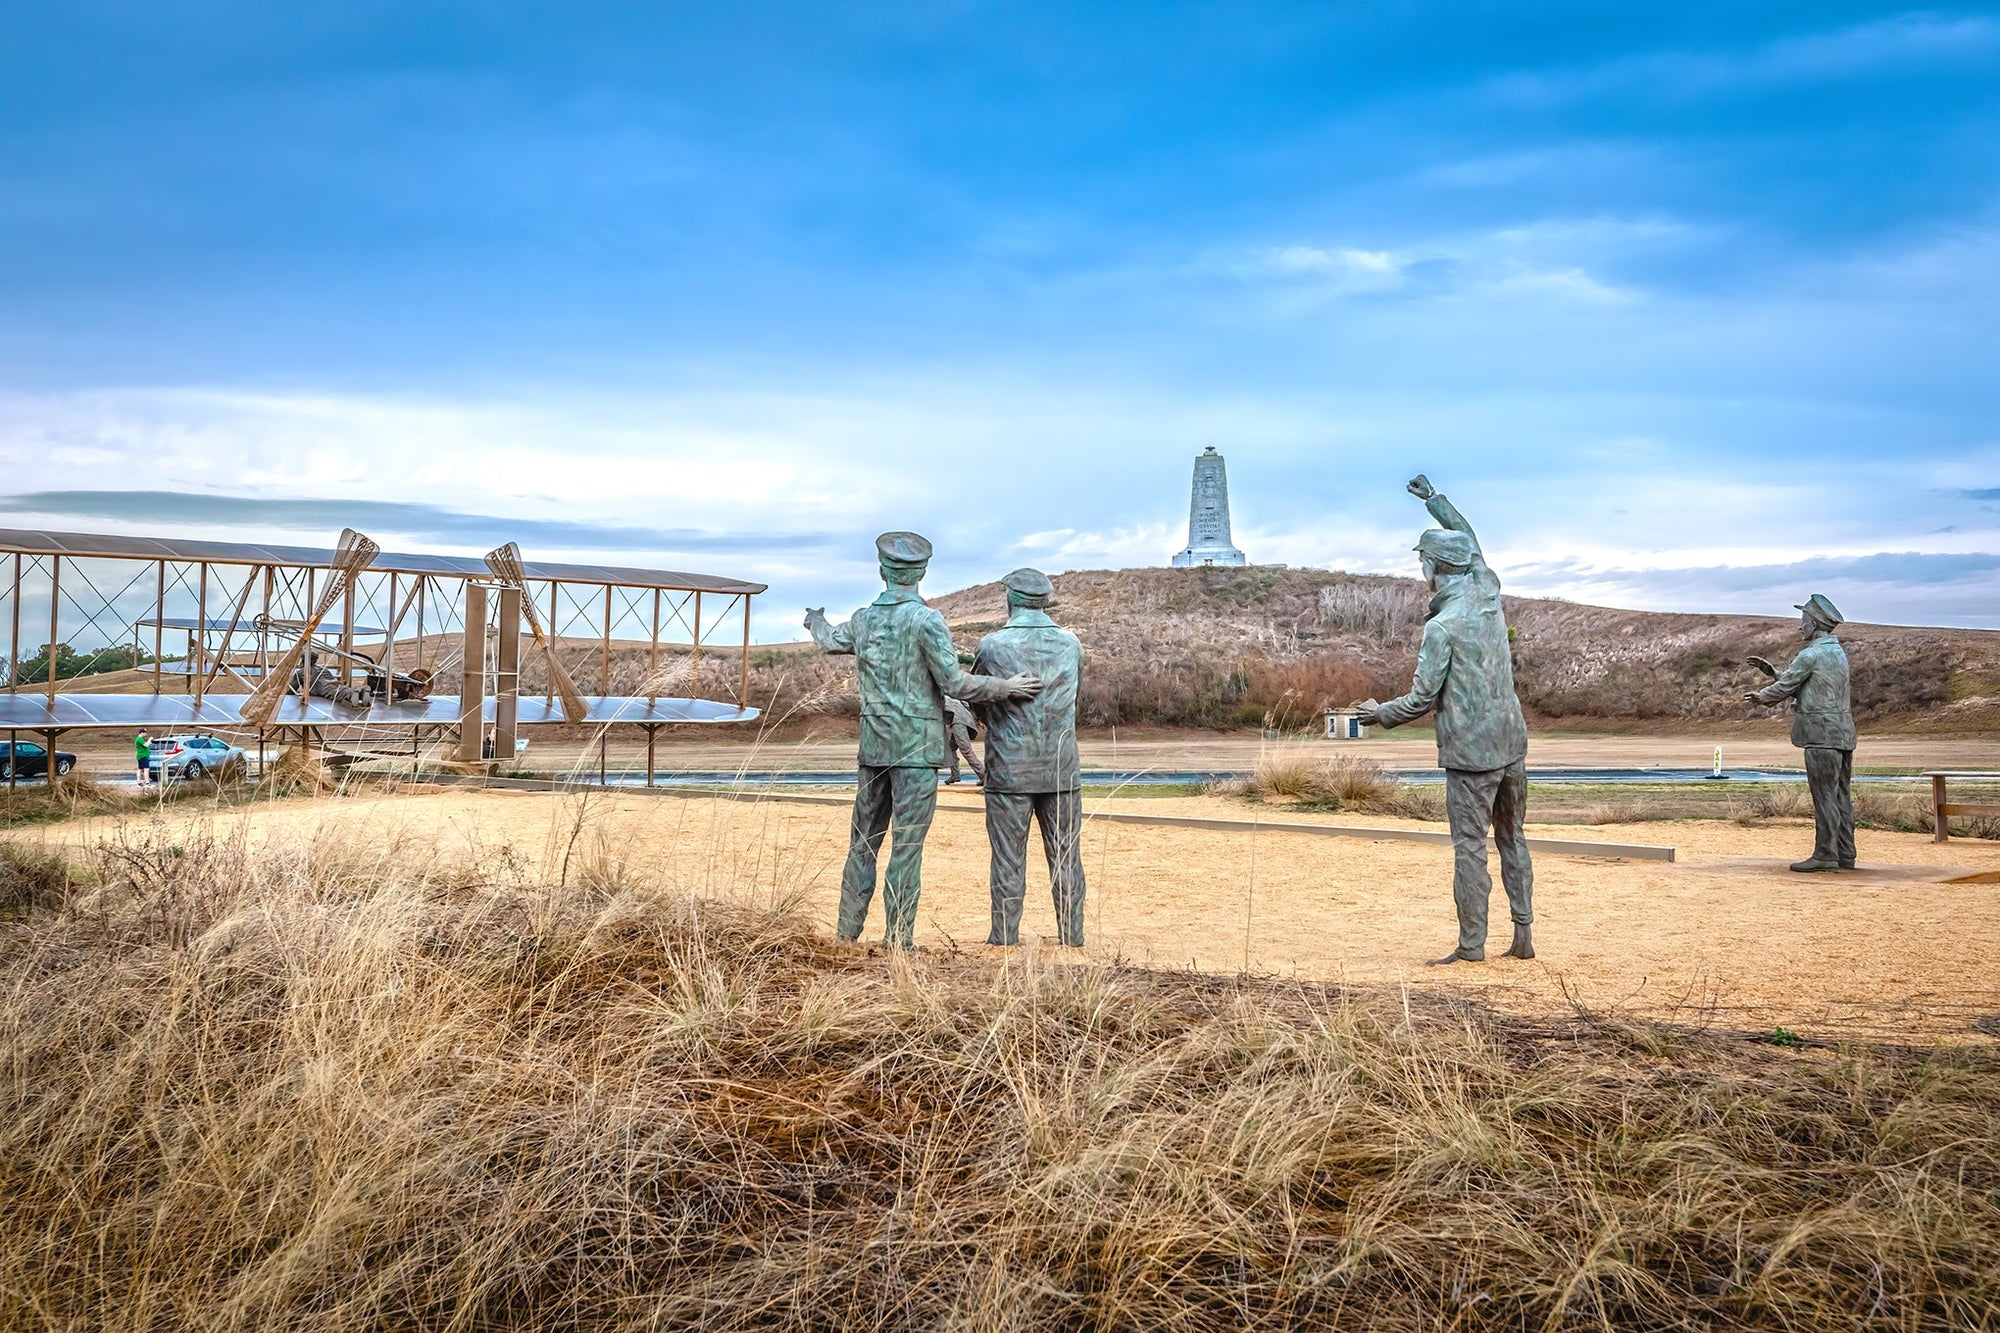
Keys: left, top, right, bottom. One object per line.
{"left": 2, "top": 819, "right": 1996, "bottom": 1330}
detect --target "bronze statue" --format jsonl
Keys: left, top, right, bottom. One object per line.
{"left": 972, "top": 568, "right": 1087, "bottom": 946}
{"left": 943, "top": 697, "right": 984, "bottom": 785}
{"left": 1357, "top": 476, "right": 1534, "bottom": 965}
{"left": 1744, "top": 594, "right": 1856, "bottom": 872}
{"left": 806, "top": 532, "right": 1040, "bottom": 948}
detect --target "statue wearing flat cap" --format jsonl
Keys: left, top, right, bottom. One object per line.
{"left": 972, "top": 567, "right": 1088, "bottom": 946}
{"left": 806, "top": 532, "right": 1041, "bottom": 948}
{"left": 1744, "top": 594, "right": 1857, "bottom": 872}
{"left": 1356, "top": 476, "right": 1535, "bottom": 965}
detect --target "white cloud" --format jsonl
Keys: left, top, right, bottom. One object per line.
{"left": 1488, "top": 13, "right": 2000, "bottom": 106}
{"left": 1011, "top": 522, "right": 1180, "bottom": 569}
{"left": 1231, "top": 215, "right": 1679, "bottom": 308}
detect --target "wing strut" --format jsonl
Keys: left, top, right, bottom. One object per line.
{"left": 484, "top": 542, "right": 590, "bottom": 724}
{"left": 240, "top": 528, "right": 380, "bottom": 728}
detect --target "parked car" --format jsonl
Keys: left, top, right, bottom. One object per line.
{"left": 0, "top": 739, "right": 77, "bottom": 781}
{"left": 149, "top": 734, "right": 248, "bottom": 782}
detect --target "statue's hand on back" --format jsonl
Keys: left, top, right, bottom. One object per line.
{"left": 1004, "top": 674, "right": 1044, "bottom": 699}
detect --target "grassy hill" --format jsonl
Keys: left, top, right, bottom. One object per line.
{"left": 922, "top": 566, "right": 2000, "bottom": 732}
{"left": 44, "top": 571, "right": 2000, "bottom": 735}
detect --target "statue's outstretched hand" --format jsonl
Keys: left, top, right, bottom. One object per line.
{"left": 1354, "top": 704, "right": 1381, "bottom": 728}
{"left": 1742, "top": 690, "right": 1764, "bottom": 704}
{"left": 1406, "top": 474, "right": 1437, "bottom": 501}
{"left": 1744, "top": 655, "right": 1778, "bottom": 679}
{"left": 1004, "top": 674, "right": 1044, "bottom": 699}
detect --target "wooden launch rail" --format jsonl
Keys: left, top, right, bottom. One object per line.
{"left": 469, "top": 777, "right": 1677, "bottom": 862}
{"left": 1925, "top": 771, "right": 2000, "bottom": 843}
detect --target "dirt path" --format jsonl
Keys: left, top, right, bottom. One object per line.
{"left": 18, "top": 784, "right": 2000, "bottom": 1045}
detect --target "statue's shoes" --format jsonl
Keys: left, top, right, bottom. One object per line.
{"left": 1790, "top": 858, "right": 1841, "bottom": 873}
{"left": 1838, "top": 860, "right": 1856, "bottom": 870}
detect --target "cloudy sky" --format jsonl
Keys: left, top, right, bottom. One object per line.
{"left": 3, "top": 2, "right": 1998, "bottom": 636}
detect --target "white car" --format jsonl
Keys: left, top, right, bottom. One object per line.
{"left": 149, "top": 734, "right": 248, "bottom": 782}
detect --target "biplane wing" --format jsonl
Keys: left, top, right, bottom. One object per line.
{"left": 0, "top": 526, "right": 767, "bottom": 761}
{"left": 0, "top": 693, "right": 758, "bottom": 730}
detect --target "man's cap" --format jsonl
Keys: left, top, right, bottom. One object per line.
{"left": 1000, "top": 567, "right": 1054, "bottom": 599}
{"left": 1414, "top": 528, "right": 1475, "bottom": 567}
{"left": 875, "top": 531, "right": 933, "bottom": 567}
{"left": 1795, "top": 592, "right": 1844, "bottom": 626}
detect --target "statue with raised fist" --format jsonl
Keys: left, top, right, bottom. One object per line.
{"left": 1744, "top": 593, "right": 1856, "bottom": 872}
{"left": 1356, "top": 476, "right": 1535, "bottom": 965}
{"left": 806, "top": 532, "right": 1041, "bottom": 948}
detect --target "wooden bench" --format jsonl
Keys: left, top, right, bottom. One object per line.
{"left": 1924, "top": 771, "right": 2000, "bottom": 843}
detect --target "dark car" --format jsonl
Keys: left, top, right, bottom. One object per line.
{"left": 0, "top": 740, "right": 77, "bottom": 781}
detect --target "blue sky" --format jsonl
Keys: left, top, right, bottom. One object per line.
{"left": 3, "top": 2, "right": 1998, "bottom": 635}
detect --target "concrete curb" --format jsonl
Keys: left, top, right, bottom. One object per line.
{"left": 454, "top": 775, "right": 1677, "bottom": 862}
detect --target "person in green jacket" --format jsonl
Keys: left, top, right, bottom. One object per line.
{"left": 1745, "top": 594, "right": 1857, "bottom": 872}
{"left": 807, "top": 532, "right": 1041, "bottom": 948}
{"left": 134, "top": 731, "right": 152, "bottom": 786}
{"left": 1358, "top": 476, "right": 1534, "bottom": 966}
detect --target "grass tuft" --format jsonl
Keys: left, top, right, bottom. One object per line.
{"left": 0, "top": 842, "right": 79, "bottom": 918}
{"left": 1235, "top": 751, "right": 1444, "bottom": 820}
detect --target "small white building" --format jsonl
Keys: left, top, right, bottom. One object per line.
{"left": 1324, "top": 707, "right": 1369, "bottom": 740}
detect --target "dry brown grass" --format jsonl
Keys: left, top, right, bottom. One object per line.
{"left": 468, "top": 567, "right": 2000, "bottom": 737}
{"left": 923, "top": 566, "right": 2000, "bottom": 731}
{"left": 1733, "top": 784, "right": 1814, "bottom": 825}
{"left": 1232, "top": 751, "right": 1445, "bottom": 820}
{"left": 3, "top": 774, "right": 156, "bottom": 829}
{"left": 4, "top": 818, "right": 1998, "bottom": 1330}
{"left": 0, "top": 841, "right": 78, "bottom": 917}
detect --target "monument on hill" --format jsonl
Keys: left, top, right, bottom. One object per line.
{"left": 1171, "top": 446, "right": 1248, "bottom": 567}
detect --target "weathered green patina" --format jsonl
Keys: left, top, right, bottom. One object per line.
{"left": 971, "top": 568, "right": 1087, "bottom": 945}
{"left": 1359, "top": 478, "right": 1534, "bottom": 965}
{"left": 943, "top": 697, "right": 983, "bottom": 784}
{"left": 806, "top": 532, "right": 1040, "bottom": 947}
{"left": 1368, "top": 489, "right": 1529, "bottom": 772}
{"left": 1745, "top": 595, "right": 1857, "bottom": 871}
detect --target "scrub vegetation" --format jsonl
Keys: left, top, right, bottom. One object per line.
{"left": 144, "top": 570, "right": 1995, "bottom": 737}
{"left": 1, "top": 772, "right": 252, "bottom": 831}
{"left": 1224, "top": 752, "right": 2000, "bottom": 838}
{"left": 4, "top": 823, "right": 1998, "bottom": 1331}
{"left": 926, "top": 568, "right": 2000, "bottom": 733}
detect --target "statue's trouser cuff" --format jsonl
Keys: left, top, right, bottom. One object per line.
{"left": 1444, "top": 760, "right": 1535, "bottom": 959}
{"left": 985, "top": 789, "right": 1086, "bottom": 946}
{"left": 838, "top": 764, "right": 940, "bottom": 947}
{"left": 1803, "top": 747, "right": 1855, "bottom": 865}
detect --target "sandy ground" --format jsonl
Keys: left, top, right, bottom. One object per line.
{"left": 15, "top": 783, "right": 2000, "bottom": 1046}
